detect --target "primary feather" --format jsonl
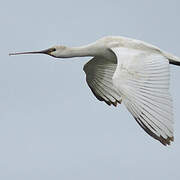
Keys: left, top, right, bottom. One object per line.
{"left": 112, "top": 47, "right": 173, "bottom": 145}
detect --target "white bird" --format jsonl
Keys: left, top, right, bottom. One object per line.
{"left": 9, "top": 36, "right": 180, "bottom": 145}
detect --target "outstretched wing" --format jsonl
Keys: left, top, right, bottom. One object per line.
{"left": 112, "top": 47, "right": 173, "bottom": 145}
{"left": 83, "top": 57, "right": 122, "bottom": 106}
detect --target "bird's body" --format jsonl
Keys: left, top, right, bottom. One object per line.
{"left": 10, "top": 36, "right": 180, "bottom": 145}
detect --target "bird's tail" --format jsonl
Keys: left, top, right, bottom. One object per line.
{"left": 164, "top": 52, "right": 180, "bottom": 66}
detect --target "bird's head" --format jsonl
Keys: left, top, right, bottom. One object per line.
{"left": 48, "top": 46, "right": 67, "bottom": 57}
{"left": 9, "top": 45, "right": 68, "bottom": 58}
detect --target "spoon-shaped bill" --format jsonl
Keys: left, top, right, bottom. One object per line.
{"left": 9, "top": 48, "right": 55, "bottom": 56}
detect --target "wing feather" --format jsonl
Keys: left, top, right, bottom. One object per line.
{"left": 83, "top": 47, "right": 174, "bottom": 145}
{"left": 83, "top": 57, "right": 121, "bottom": 106}
{"left": 111, "top": 47, "right": 174, "bottom": 145}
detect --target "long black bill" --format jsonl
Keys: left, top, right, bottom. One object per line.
{"left": 9, "top": 48, "right": 54, "bottom": 56}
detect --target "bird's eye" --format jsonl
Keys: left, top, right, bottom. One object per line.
{"left": 51, "top": 48, "right": 56, "bottom": 52}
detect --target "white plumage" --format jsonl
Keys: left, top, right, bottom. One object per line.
{"left": 10, "top": 36, "right": 180, "bottom": 145}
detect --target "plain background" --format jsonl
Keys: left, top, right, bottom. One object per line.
{"left": 1, "top": 0, "right": 180, "bottom": 179}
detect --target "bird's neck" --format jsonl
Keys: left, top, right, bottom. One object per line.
{"left": 59, "top": 43, "right": 102, "bottom": 58}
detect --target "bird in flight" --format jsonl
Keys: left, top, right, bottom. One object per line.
{"left": 9, "top": 36, "right": 180, "bottom": 145}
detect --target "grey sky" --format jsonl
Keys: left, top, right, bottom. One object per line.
{"left": 1, "top": 0, "right": 180, "bottom": 179}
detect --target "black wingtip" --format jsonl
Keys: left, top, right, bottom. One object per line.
{"left": 170, "top": 60, "right": 180, "bottom": 66}
{"left": 159, "top": 136, "right": 174, "bottom": 146}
